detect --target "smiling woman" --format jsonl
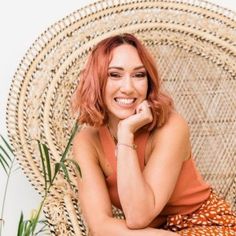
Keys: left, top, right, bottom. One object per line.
{"left": 5, "top": 0, "right": 236, "bottom": 235}
{"left": 72, "top": 34, "right": 173, "bottom": 132}
{"left": 71, "top": 33, "right": 236, "bottom": 236}
{"left": 105, "top": 45, "right": 148, "bottom": 124}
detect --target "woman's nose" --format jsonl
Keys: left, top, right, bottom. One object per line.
{"left": 120, "top": 75, "right": 134, "bottom": 94}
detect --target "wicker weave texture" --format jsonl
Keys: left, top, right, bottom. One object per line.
{"left": 6, "top": 0, "right": 236, "bottom": 235}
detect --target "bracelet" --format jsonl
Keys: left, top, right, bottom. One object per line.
{"left": 117, "top": 142, "right": 137, "bottom": 150}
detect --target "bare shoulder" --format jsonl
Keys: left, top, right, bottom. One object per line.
{"left": 74, "top": 126, "right": 99, "bottom": 143}
{"left": 72, "top": 126, "right": 100, "bottom": 161}
{"left": 149, "top": 111, "right": 191, "bottom": 161}
{"left": 154, "top": 111, "right": 190, "bottom": 138}
{"left": 167, "top": 111, "right": 189, "bottom": 131}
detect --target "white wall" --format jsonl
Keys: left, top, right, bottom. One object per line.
{"left": 0, "top": 0, "right": 235, "bottom": 235}
{"left": 0, "top": 1, "right": 95, "bottom": 235}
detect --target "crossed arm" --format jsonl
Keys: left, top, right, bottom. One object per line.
{"left": 116, "top": 110, "right": 191, "bottom": 228}
{"left": 72, "top": 112, "right": 190, "bottom": 235}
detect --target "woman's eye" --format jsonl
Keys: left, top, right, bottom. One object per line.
{"left": 108, "top": 72, "right": 121, "bottom": 78}
{"left": 134, "top": 72, "right": 147, "bottom": 78}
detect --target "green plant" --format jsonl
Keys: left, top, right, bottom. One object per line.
{"left": 0, "top": 122, "right": 81, "bottom": 236}
{"left": 0, "top": 134, "right": 15, "bottom": 236}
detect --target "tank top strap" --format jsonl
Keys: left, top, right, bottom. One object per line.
{"left": 99, "top": 126, "right": 117, "bottom": 170}
{"left": 98, "top": 126, "right": 149, "bottom": 171}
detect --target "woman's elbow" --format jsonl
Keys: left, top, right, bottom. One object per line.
{"left": 125, "top": 203, "right": 161, "bottom": 229}
{"left": 88, "top": 215, "right": 113, "bottom": 236}
{"left": 126, "top": 214, "right": 153, "bottom": 229}
{"left": 89, "top": 223, "right": 106, "bottom": 236}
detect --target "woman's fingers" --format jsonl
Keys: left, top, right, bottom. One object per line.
{"left": 137, "top": 100, "right": 153, "bottom": 123}
{"left": 136, "top": 100, "right": 151, "bottom": 114}
{"left": 124, "top": 100, "right": 153, "bottom": 132}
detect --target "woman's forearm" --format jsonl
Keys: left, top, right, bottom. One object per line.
{"left": 116, "top": 132, "right": 156, "bottom": 227}
{"left": 96, "top": 217, "right": 177, "bottom": 236}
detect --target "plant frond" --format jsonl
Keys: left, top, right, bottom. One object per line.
{"left": 17, "top": 212, "right": 24, "bottom": 236}
{"left": 37, "top": 140, "right": 48, "bottom": 191}
{"left": 0, "top": 145, "right": 12, "bottom": 162}
{"left": 65, "top": 158, "right": 82, "bottom": 178}
{"left": 0, "top": 154, "right": 9, "bottom": 174}
{"left": 60, "top": 122, "right": 78, "bottom": 162}
{"left": 0, "top": 135, "right": 14, "bottom": 155}
{"left": 60, "top": 162, "right": 71, "bottom": 184}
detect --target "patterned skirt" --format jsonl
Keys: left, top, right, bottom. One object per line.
{"left": 164, "top": 190, "right": 236, "bottom": 235}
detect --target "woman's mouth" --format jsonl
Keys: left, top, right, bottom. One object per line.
{"left": 114, "top": 98, "right": 136, "bottom": 105}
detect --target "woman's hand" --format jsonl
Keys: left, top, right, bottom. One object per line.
{"left": 117, "top": 100, "right": 153, "bottom": 140}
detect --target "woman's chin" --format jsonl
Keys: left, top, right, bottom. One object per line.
{"left": 107, "top": 109, "right": 136, "bottom": 123}
{"left": 117, "top": 111, "right": 135, "bottom": 120}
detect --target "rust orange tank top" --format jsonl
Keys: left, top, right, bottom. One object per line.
{"left": 99, "top": 126, "right": 211, "bottom": 218}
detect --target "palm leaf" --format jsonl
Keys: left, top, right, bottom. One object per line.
{"left": 60, "top": 122, "right": 78, "bottom": 162}
{"left": 23, "top": 221, "right": 31, "bottom": 236}
{"left": 0, "top": 135, "right": 14, "bottom": 155}
{"left": 65, "top": 158, "right": 82, "bottom": 178}
{"left": 30, "top": 202, "right": 44, "bottom": 235}
{"left": 60, "top": 162, "right": 71, "bottom": 184}
{"left": 54, "top": 162, "right": 61, "bottom": 174}
{"left": 0, "top": 135, "right": 14, "bottom": 175}
{"left": 0, "top": 146, "right": 11, "bottom": 162}
{"left": 37, "top": 140, "right": 54, "bottom": 189}
{"left": 37, "top": 140, "right": 48, "bottom": 191}
{"left": 34, "top": 221, "right": 50, "bottom": 236}
{"left": 4, "top": 123, "right": 79, "bottom": 236}
{"left": 17, "top": 212, "right": 24, "bottom": 236}
{"left": 41, "top": 143, "right": 52, "bottom": 185}
{"left": 52, "top": 122, "right": 78, "bottom": 182}
{"left": 0, "top": 153, "right": 9, "bottom": 174}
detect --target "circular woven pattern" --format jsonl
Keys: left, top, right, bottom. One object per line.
{"left": 6, "top": 0, "right": 236, "bottom": 235}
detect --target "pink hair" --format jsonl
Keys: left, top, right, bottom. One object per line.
{"left": 71, "top": 33, "right": 174, "bottom": 130}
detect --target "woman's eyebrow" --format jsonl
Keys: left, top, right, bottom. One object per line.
{"left": 134, "top": 65, "right": 145, "bottom": 70}
{"left": 108, "top": 66, "right": 124, "bottom": 70}
{"left": 108, "top": 65, "right": 145, "bottom": 70}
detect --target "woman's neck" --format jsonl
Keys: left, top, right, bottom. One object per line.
{"left": 107, "top": 119, "right": 119, "bottom": 142}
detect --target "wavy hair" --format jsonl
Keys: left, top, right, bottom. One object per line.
{"left": 71, "top": 33, "right": 174, "bottom": 130}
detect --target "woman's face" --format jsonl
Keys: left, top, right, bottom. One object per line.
{"left": 104, "top": 44, "right": 148, "bottom": 124}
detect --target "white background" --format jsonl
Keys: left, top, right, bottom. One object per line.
{"left": 0, "top": 0, "right": 235, "bottom": 235}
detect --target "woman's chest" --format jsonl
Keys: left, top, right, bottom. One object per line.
{"left": 96, "top": 134, "right": 153, "bottom": 178}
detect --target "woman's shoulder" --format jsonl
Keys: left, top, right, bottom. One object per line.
{"left": 73, "top": 125, "right": 100, "bottom": 150}
{"left": 75, "top": 126, "right": 99, "bottom": 140}
{"left": 167, "top": 111, "right": 189, "bottom": 129}
{"left": 147, "top": 112, "right": 191, "bottom": 162}
{"left": 72, "top": 126, "right": 103, "bottom": 164}
{"left": 151, "top": 111, "right": 190, "bottom": 143}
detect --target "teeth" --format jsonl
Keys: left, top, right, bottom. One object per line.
{"left": 115, "top": 98, "right": 135, "bottom": 105}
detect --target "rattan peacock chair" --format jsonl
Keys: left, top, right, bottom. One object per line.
{"left": 6, "top": 0, "right": 236, "bottom": 235}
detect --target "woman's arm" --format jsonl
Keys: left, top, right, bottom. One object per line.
{"left": 73, "top": 127, "right": 178, "bottom": 236}
{"left": 100, "top": 218, "right": 178, "bottom": 236}
{"left": 116, "top": 110, "right": 191, "bottom": 229}
{"left": 72, "top": 128, "right": 113, "bottom": 233}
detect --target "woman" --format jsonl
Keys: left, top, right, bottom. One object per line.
{"left": 72, "top": 33, "right": 236, "bottom": 235}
